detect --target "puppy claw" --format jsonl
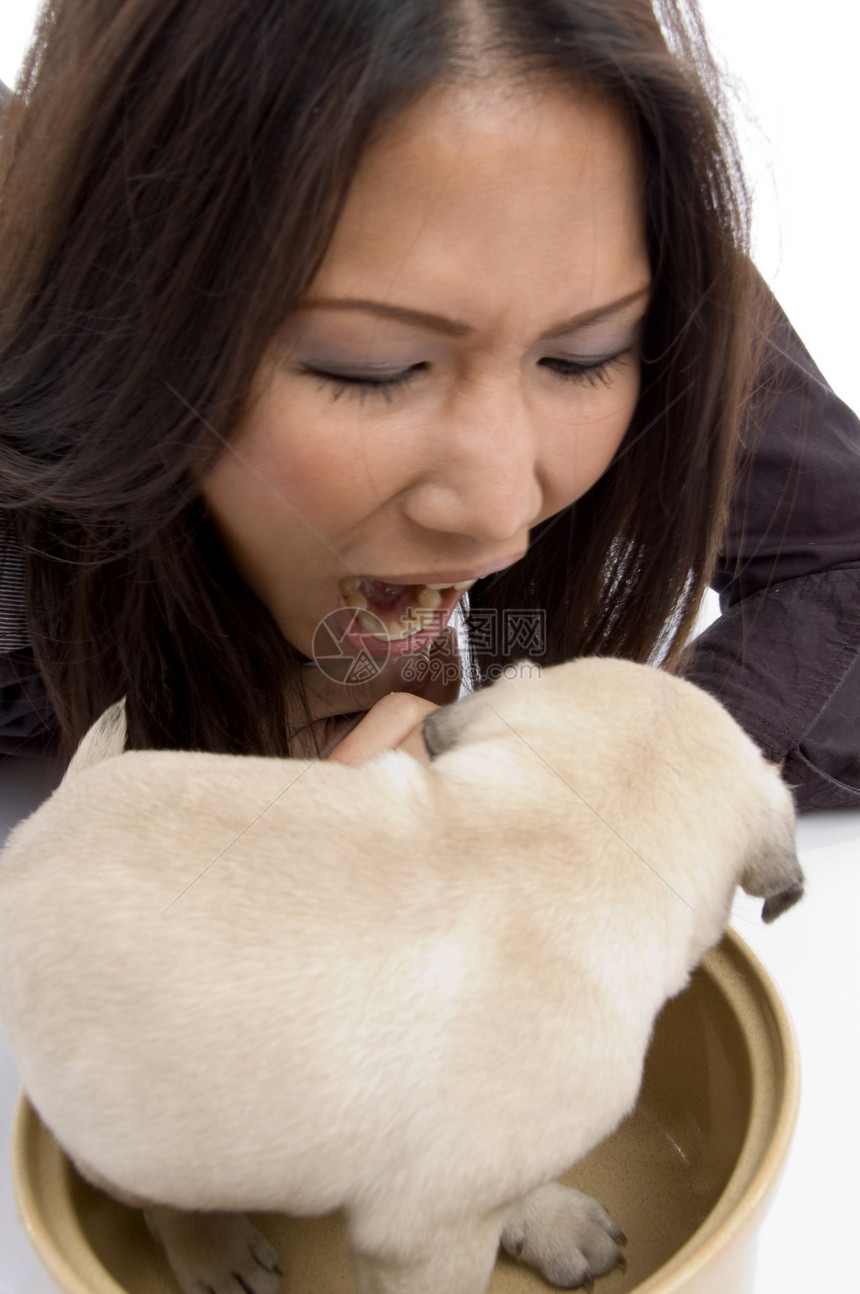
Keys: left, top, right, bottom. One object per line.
{"left": 502, "top": 1183, "right": 625, "bottom": 1290}
{"left": 251, "top": 1253, "right": 282, "bottom": 1276}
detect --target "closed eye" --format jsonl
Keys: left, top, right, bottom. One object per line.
{"left": 301, "top": 352, "right": 629, "bottom": 402}
{"left": 301, "top": 363, "right": 428, "bottom": 403}
{"left": 538, "top": 354, "right": 629, "bottom": 388}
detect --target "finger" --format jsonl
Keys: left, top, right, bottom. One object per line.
{"left": 328, "top": 691, "right": 438, "bottom": 766}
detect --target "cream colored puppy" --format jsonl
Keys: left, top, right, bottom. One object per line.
{"left": 0, "top": 658, "right": 803, "bottom": 1294}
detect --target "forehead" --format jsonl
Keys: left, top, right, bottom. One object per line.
{"left": 308, "top": 79, "right": 649, "bottom": 329}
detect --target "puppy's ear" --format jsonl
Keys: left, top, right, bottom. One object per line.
{"left": 740, "top": 804, "right": 805, "bottom": 923}
{"left": 65, "top": 696, "right": 128, "bottom": 780}
{"left": 760, "top": 880, "right": 805, "bottom": 924}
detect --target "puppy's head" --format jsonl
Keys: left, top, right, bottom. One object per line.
{"left": 422, "top": 658, "right": 805, "bottom": 925}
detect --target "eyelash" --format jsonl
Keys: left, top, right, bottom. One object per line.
{"left": 539, "top": 355, "right": 627, "bottom": 388}
{"left": 302, "top": 355, "right": 627, "bottom": 402}
{"left": 306, "top": 364, "right": 426, "bottom": 404}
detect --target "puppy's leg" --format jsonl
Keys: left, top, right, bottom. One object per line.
{"left": 72, "top": 1154, "right": 281, "bottom": 1294}
{"left": 144, "top": 1205, "right": 281, "bottom": 1294}
{"left": 351, "top": 1214, "right": 503, "bottom": 1294}
{"left": 501, "top": 1183, "right": 626, "bottom": 1289}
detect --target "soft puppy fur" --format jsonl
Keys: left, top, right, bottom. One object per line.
{"left": 0, "top": 658, "right": 803, "bottom": 1294}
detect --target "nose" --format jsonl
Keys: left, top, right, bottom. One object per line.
{"left": 401, "top": 377, "right": 544, "bottom": 545}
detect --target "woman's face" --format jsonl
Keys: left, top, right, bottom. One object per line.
{"left": 200, "top": 79, "right": 650, "bottom": 702}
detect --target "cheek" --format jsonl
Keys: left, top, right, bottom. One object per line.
{"left": 204, "top": 390, "right": 354, "bottom": 532}
{"left": 197, "top": 443, "right": 285, "bottom": 592}
{"left": 549, "top": 364, "right": 640, "bottom": 507}
{"left": 195, "top": 411, "right": 334, "bottom": 609}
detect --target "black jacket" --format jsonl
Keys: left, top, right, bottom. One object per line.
{"left": 681, "top": 297, "right": 860, "bottom": 810}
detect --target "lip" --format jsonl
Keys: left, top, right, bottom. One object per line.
{"left": 342, "top": 553, "right": 527, "bottom": 587}
{"left": 322, "top": 551, "right": 527, "bottom": 665}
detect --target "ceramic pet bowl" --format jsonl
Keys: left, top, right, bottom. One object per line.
{"left": 10, "top": 927, "right": 799, "bottom": 1294}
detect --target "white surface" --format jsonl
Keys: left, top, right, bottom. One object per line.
{"left": 1, "top": 759, "right": 860, "bottom": 1293}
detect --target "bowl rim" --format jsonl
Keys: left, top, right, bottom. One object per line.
{"left": 11, "top": 1095, "right": 128, "bottom": 1294}
{"left": 630, "top": 926, "right": 801, "bottom": 1293}
{"left": 10, "top": 926, "right": 801, "bottom": 1294}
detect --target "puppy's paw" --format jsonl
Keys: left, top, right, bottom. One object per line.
{"left": 144, "top": 1206, "right": 282, "bottom": 1294}
{"left": 501, "top": 1183, "right": 626, "bottom": 1290}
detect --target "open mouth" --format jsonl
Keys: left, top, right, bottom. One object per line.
{"left": 337, "top": 575, "right": 476, "bottom": 642}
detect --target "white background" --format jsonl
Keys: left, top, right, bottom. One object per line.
{"left": 0, "top": 5, "right": 858, "bottom": 1294}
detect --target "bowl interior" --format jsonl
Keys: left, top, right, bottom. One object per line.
{"left": 11, "top": 930, "right": 797, "bottom": 1294}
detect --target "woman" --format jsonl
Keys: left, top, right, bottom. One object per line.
{"left": 0, "top": 0, "right": 857, "bottom": 809}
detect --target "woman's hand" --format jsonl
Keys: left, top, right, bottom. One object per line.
{"left": 293, "top": 627, "right": 461, "bottom": 765}
{"left": 328, "top": 691, "right": 440, "bottom": 766}
{"left": 328, "top": 627, "right": 462, "bottom": 766}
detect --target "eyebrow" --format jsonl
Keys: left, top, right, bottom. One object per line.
{"left": 299, "top": 285, "right": 651, "bottom": 340}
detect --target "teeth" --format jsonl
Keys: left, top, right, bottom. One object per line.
{"left": 386, "top": 607, "right": 439, "bottom": 640}
{"left": 337, "top": 573, "right": 476, "bottom": 640}
{"left": 423, "top": 579, "right": 477, "bottom": 591}
{"left": 356, "top": 606, "right": 438, "bottom": 642}
{"left": 339, "top": 576, "right": 476, "bottom": 596}
{"left": 356, "top": 608, "right": 382, "bottom": 634}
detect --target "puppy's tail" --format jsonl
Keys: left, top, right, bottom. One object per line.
{"left": 64, "top": 698, "right": 128, "bottom": 780}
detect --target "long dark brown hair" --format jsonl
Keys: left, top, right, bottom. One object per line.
{"left": 0, "top": 0, "right": 760, "bottom": 760}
